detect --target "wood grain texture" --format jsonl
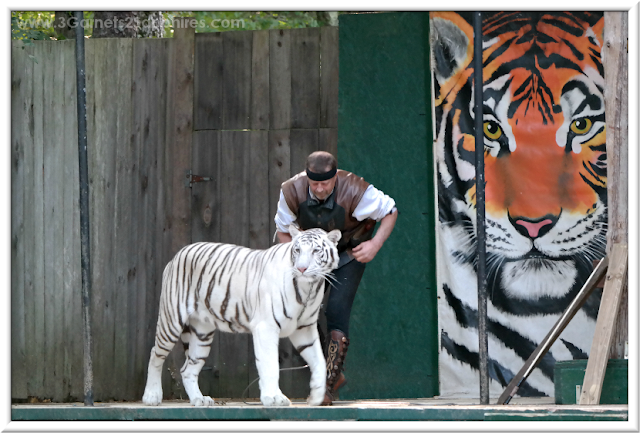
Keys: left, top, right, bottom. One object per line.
{"left": 251, "top": 31, "right": 270, "bottom": 130}
{"left": 602, "top": 11, "right": 628, "bottom": 360}
{"left": 579, "top": 244, "right": 628, "bottom": 405}
{"left": 11, "top": 40, "right": 27, "bottom": 400}
{"left": 291, "top": 28, "right": 320, "bottom": 129}
{"left": 223, "top": 31, "right": 252, "bottom": 130}
{"left": 194, "top": 33, "right": 224, "bottom": 130}
{"left": 320, "top": 27, "right": 339, "bottom": 128}
{"left": 269, "top": 30, "right": 292, "bottom": 130}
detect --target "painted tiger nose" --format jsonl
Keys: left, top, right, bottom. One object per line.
{"left": 515, "top": 219, "right": 553, "bottom": 239}
{"left": 297, "top": 267, "right": 307, "bottom": 274}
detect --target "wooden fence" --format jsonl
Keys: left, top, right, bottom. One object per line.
{"left": 11, "top": 24, "right": 339, "bottom": 402}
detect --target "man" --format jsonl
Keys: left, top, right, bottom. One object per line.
{"left": 274, "top": 151, "right": 397, "bottom": 405}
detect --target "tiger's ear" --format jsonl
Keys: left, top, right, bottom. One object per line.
{"left": 327, "top": 229, "right": 341, "bottom": 246}
{"left": 289, "top": 225, "right": 302, "bottom": 239}
{"left": 430, "top": 12, "right": 474, "bottom": 85}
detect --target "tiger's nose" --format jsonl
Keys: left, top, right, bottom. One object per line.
{"left": 297, "top": 267, "right": 307, "bottom": 274}
{"left": 514, "top": 218, "right": 554, "bottom": 239}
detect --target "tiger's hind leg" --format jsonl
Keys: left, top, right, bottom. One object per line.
{"left": 142, "top": 323, "right": 184, "bottom": 406}
{"left": 180, "top": 318, "right": 216, "bottom": 406}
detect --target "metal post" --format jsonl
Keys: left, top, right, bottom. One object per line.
{"left": 74, "top": 11, "right": 94, "bottom": 406}
{"left": 473, "top": 11, "right": 490, "bottom": 405}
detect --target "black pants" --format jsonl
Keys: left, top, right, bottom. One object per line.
{"left": 323, "top": 257, "right": 366, "bottom": 338}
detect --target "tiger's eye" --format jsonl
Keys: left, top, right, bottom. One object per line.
{"left": 570, "top": 118, "right": 593, "bottom": 135}
{"left": 483, "top": 121, "right": 503, "bottom": 141}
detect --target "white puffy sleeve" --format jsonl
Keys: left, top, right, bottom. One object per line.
{"left": 274, "top": 190, "right": 298, "bottom": 233}
{"left": 352, "top": 185, "right": 396, "bottom": 222}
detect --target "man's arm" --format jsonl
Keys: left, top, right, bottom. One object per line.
{"left": 276, "top": 231, "right": 292, "bottom": 243}
{"left": 351, "top": 209, "right": 397, "bottom": 263}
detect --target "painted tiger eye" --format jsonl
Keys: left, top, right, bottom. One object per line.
{"left": 570, "top": 118, "right": 593, "bottom": 135}
{"left": 483, "top": 121, "right": 503, "bottom": 141}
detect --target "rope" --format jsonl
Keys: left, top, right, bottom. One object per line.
{"left": 241, "top": 365, "right": 310, "bottom": 405}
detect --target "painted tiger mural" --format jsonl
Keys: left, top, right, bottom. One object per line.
{"left": 430, "top": 12, "right": 607, "bottom": 397}
{"left": 142, "top": 227, "right": 341, "bottom": 406}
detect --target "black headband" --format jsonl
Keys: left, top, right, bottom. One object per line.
{"left": 306, "top": 168, "right": 337, "bottom": 181}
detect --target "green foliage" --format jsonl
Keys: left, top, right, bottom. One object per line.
{"left": 12, "top": 11, "right": 340, "bottom": 41}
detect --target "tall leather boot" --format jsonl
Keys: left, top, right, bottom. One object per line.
{"left": 321, "top": 329, "right": 349, "bottom": 406}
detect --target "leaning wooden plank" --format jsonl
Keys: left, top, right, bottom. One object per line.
{"left": 291, "top": 28, "right": 320, "bottom": 129}
{"left": 222, "top": 30, "right": 252, "bottom": 130}
{"left": 269, "top": 29, "right": 292, "bottom": 130}
{"left": 11, "top": 40, "right": 27, "bottom": 400}
{"left": 579, "top": 243, "right": 628, "bottom": 405}
{"left": 497, "top": 257, "right": 610, "bottom": 404}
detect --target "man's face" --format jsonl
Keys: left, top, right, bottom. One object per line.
{"left": 308, "top": 176, "right": 337, "bottom": 201}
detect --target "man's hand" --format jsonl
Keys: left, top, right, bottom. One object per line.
{"left": 352, "top": 239, "right": 382, "bottom": 263}
{"left": 276, "top": 231, "right": 293, "bottom": 243}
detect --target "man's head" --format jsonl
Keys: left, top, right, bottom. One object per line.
{"left": 306, "top": 151, "right": 337, "bottom": 201}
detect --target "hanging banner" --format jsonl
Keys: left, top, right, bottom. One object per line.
{"left": 430, "top": 12, "right": 607, "bottom": 397}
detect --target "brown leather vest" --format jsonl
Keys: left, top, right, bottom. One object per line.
{"left": 281, "top": 170, "right": 376, "bottom": 251}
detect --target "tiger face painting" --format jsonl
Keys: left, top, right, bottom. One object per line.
{"left": 430, "top": 12, "right": 607, "bottom": 397}
{"left": 142, "top": 227, "right": 341, "bottom": 406}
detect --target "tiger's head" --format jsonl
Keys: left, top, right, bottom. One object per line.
{"left": 432, "top": 12, "right": 607, "bottom": 312}
{"left": 290, "top": 227, "right": 341, "bottom": 281}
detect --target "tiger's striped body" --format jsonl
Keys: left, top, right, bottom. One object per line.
{"left": 431, "top": 12, "right": 607, "bottom": 397}
{"left": 142, "top": 227, "right": 341, "bottom": 406}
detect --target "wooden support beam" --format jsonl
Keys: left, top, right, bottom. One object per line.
{"left": 579, "top": 243, "right": 628, "bottom": 405}
{"left": 497, "top": 258, "right": 609, "bottom": 404}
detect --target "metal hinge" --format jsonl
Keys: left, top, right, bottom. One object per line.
{"left": 185, "top": 169, "right": 214, "bottom": 188}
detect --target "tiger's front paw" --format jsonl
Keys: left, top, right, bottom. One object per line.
{"left": 307, "top": 385, "right": 325, "bottom": 406}
{"left": 261, "top": 391, "right": 291, "bottom": 406}
{"left": 191, "top": 396, "right": 215, "bottom": 407}
{"left": 142, "top": 389, "right": 163, "bottom": 406}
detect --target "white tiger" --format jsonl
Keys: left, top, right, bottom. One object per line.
{"left": 142, "top": 227, "right": 341, "bottom": 407}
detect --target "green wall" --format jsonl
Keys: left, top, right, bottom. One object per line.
{"left": 337, "top": 12, "right": 438, "bottom": 399}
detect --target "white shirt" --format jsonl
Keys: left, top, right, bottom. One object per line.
{"left": 274, "top": 184, "right": 396, "bottom": 234}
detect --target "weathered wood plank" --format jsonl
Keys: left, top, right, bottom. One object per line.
{"left": 290, "top": 129, "right": 319, "bottom": 175}
{"left": 222, "top": 31, "right": 252, "bottom": 130}
{"left": 268, "top": 130, "right": 291, "bottom": 241}
{"left": 217, "top": 130, "right": 251, "bottom": 397}
{"left": 61, "top": 39, "right": 82, "bottom": 400}
{"left": 43, "top": 40, "right": 66, "bottom": 401}
{"left": 194, "top": 33, "right": 223, "bottom": 131}
{"left": 163, "top": 20, "right": 195, "bottom": 398}
{"left": 88, "top": 39, "right": 119, "bottom": 401}
{"left": 320, "top": 27, "right": 339, "bottom": 128}
{"left": 249, "top": 130, "right": 270, "bottom": 250}
{"left": 16, "top": 41, "right": 37, "bottom": 398}
{"left": 11, "top": 40, "right": 27, "bottom": 400}
{"left": 579, "top": 243, "right": 628, "bottom": 404}
{"left": 112, "top": 39, "right": 135, "bottom": 400}
{"left": 291, "top": 28, "right": 320, "bottom": 129}
{"left": 602, "top": 11, "right": 628, "bottom": 360}
{"left": 31, "top": 41, "right": 46, "bottom": 398}
{"left": 191, "top": 130, "right": 221, "bottom": 243}
{"left": 251, "top": 30, "right": 270, "bottom": 130}
{"left": 269, "top": 30, "right": 292, "bottom": 130}
{"left": 319, "top": 128, "right": 338, "bottom": 157}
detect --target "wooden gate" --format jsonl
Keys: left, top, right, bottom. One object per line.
{"left": 10, "top": 23, "right": 339, "bottom": 403}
